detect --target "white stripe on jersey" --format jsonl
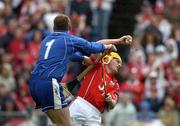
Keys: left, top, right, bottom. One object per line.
{"left": 83, "top": 70, "right": 97, "bottom": 98}
{"left": 52, "top": 78, "right": 62, "bottom": 109}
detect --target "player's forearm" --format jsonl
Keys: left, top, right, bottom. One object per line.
{"left": 98, "top": 39, "right": 121, "bottom": 45}
{"left": 97, "top": 35, "right": 132, "bottom": 45}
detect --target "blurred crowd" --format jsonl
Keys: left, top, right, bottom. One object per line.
{"left": 0, "top": 0, "right": 179, "bottom": 126}
{"left": 104, "top": 0, "right": 180, "bottom": 126}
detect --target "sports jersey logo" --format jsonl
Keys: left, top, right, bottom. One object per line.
{"left": 98, "top": 83, "right": 106, "bottom": 96}
{"left": 110, "top": 81, "right": 115, "bottom": 87}
{"left": 99, "top": 84, "right": 105, "bottom": 91}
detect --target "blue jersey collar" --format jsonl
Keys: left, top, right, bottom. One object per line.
{"left": 54, "top": 30, "right": 68, "bottom": 33}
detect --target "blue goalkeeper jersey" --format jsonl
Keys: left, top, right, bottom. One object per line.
{"left": 31, "top": 31, "right": 105, "bottom": 80}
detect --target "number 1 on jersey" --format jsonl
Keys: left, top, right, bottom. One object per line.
{"left": 44, "top": 39, "right": 55, "bottom": 59}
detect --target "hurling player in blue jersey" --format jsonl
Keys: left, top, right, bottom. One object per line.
{"left": 29, "top": 14, "right": 132, "bottom": 126}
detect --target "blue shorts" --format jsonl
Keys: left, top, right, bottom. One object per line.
{"left": 29, "top": 75, "right": 68, "bottom": 112}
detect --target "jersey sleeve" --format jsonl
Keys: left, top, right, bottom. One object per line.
{"left": 89, "top": 55, "right": 95, "bottom": 63}
{"left": 88, "top": 55, "right": 102, "bottom": 67}
{"left": 72, "top": 36, "right": 105, "bottom": 54}
{"left": 69, "top": 51, "right": 84, "bottom": 62}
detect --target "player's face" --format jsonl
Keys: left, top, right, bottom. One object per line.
{"left": 108, "top": 58, "right": 122, "bottom": 74}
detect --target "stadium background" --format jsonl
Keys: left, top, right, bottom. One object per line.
{"left": 0, "top": 0, "right": 179, "bottom": 126}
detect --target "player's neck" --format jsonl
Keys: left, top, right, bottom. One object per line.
{"left": 54, "top": 30, "right": 68, "bottom": 33}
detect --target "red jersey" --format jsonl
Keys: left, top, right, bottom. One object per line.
{"left": 120, "top": 80, "right": 144, "bottom": 106}
{"left": 77, "top": 62, "right": 120, "bottom": 112}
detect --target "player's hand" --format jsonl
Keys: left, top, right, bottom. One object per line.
{"left": 105, "top": 93, "right": 116, "bottom": 109}
{"left": 105, "top": 93, "right": 112, "bottom": 102}
{"left": 119, "top": 35, "right": 132, "bottom": 45}
{"left": 103, "top": 45, "right": 117, "bottom": 55}
{"left": 82, "top": 56, "right": 93, "bottom": 65}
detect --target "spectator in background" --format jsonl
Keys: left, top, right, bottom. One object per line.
{"left": 8, "top": 26, "right": 25, "bottom": 64}
{"left": 0, "top": 84, "right": 7, "bottom": 125}
{"left": 127, "top": 52, "right": 137, "bottom": 68}
{"left": 0, "top": 83, "right": 8, "bottom": 110}
{"left": 164, "top": 0, "right": 180, "bottom": 23}
{"left": 2, "top": 18, "right": 18, "bottom": 50}
{"left": 154, "top": 0, "right": 172, "bottom": 42}
{"left": 35, "top": 20, "right": 50, "bottom": 38}
{"left": 136, "top": 100, "right": 156, "bottom": 122}
{"left": 134, "top": 100, "right": 165, "bottom": 126}
{"left": 20, "top": 0, "right": 50, "bottom": 18}
{"left": 141, "top": 29, "right": 162, "bottom": 54}
{"left": 90, "top": 0, "right": 115, "bottom": 39}
{"left": 2, "top": 4, "right": 17, "bottom": 24}
{"left": 27, "top": 30, "right": 42, "bottom": 63}
{"left": 173, "top": 25, "right": 180, "bottom": 65}
{"left": 158, "top": 97, "right": 179, "bottom": 126}
{"left": 1, "top": 96, "right": 19, "bottom": 125}
{"left": 0, "top": 16, "right": 8, "bottom": 48}
{"left": 0, "top": 79, "right": 19, "bottom": 123}
{"left": 0, "top": 63, "right": 15, "bottom": 92}
{"left": 43, "top": 0, "right": 67, "bottom": 31}
{"left": 164, "top": 84, "right": 179, "bottom": 109}
{"left": 0, "top": 1, "right": 4, "bottom": 15}
{"left": 144, "top": 71, "right": 165, "bottom": 112}
{"left": 71, "top": 0, "right": 92, "bottom": 27}
{"left": 16, "top": 75, "right": 33, "bottom": 111}
{"left": 1, "top": 97, "right": 18, "bottom": 112}
{"left": 120, "top": 67, "right": 144, "bottom": 107}
{"left": 152, "top": 45, "right": 167, "bottom": 72}
{"left": 116, "top": 64, "right": 129, "bottom": 84}
{"left": 134, "top": 1, "right": 153, "bottom": 39}
{"left": 70, "top": 0, "right": 93, "bottom": 40}
{"left": 165, "top": 56, "right": 178, "bottom": 83}
{"left": 173, "top": 67, "right": 180, "bottom": 111}
{"left": 104, "top": 92, "right": 136, "bottom": 126}
{"left": 165, "top": 38, "right": 178, "bottom": 63}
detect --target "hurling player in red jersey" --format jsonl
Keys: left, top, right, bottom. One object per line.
{"left": 69, "top": 52, "right": 122, "bottom": 126}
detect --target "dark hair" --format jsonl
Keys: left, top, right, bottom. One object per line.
{"left": 53, "top": 14, "right": 71, "bottom": 31}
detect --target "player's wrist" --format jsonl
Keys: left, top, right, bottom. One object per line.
{"left": 119, "top": 35, "right": 133, "bottom": 45}
{"left": 82, "top": 56, "right": 92, "bottom": 65}
{"left": 118, "top": 38, "right": 126, "bottom": 44}
{"left": 104, "top": 44, "right": 113, "bottom": 50}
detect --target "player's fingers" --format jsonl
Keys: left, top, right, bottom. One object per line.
{"left": 125, "top": 36, "right": 133, "bottom": 45}
{"left": 105, "top": 94, "right": 112, "bottom": 101}
{"left": 120, "top": 35, "right": 132, "bottom": 44}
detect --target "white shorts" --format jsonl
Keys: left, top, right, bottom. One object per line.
{"left": 69, "top": 96, "right": 101, "bottom": 126}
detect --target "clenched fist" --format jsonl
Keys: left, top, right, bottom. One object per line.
{"left": 119, "top": 35, "right": 133, "bottom": 45}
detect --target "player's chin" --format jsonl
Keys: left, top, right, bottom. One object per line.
{"left": 114, "top": 68, "right": 119, "bottom": 74}
{"left": 115, "top": 67, "right": 120, "bottom": 73}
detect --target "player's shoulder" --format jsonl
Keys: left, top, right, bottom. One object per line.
{"left": 43, "top": 33, "right": 63, "bottom": 42}
{"left": 70, "top": 34, "right": 87, "bottom": 42}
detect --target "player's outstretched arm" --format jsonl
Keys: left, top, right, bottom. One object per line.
{"left": 97, "top": 35, "right": 133, "bottom": 45}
